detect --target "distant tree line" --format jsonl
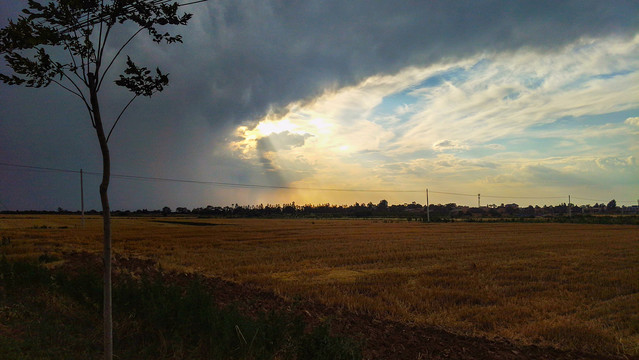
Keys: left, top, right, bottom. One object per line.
{"left": 11, "top": 199, "right": 637, "bottom": 223}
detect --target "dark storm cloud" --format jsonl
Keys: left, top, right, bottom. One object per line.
{"left": 175, "top": 0, "right": 639, "bottom": 128}
{"left": 255, "top": 131, "right": 312, "bottom": 172}
{"left": 1, "top": 0, "right": 638, "bottom": 209}
{"left": 256, "top": 131, "right": 312, "bottom": 153}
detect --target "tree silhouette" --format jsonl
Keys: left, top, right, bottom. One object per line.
{"left": 377, "top": 199, "right": 388, "bottom": 210}
{"left": 0, "top": 1, "right": 197, "bottom": 358}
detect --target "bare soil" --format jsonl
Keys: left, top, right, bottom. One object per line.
{"left": 58, "top": 251, "right": 635, "bottom": 360}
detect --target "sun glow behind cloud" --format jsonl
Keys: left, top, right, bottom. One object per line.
{"left": 230, "top": 35, "right": 639, "bottom": 206}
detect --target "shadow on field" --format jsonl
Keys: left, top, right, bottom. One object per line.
{"left": 151, "top": 220, "right": 230, "bottom": 227}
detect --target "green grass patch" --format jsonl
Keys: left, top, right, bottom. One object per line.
{"left": 0, "top": 256, "right": 362, "bottom": 359}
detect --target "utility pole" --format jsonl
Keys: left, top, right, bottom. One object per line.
{"left": 568, "top": 195, "right": 571, "bottom": 218}
{"left": 81, "top": 169, "right": 85, "bottom": 226}
{"left": 426, "top": 188, "right": 430, "bottom": 222}
{"left": 477, "top": 194, "right": 481, "bottom": 208}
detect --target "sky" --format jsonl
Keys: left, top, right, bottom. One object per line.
{"left": 1, "top": 0, "right": 638, "bottom": 211}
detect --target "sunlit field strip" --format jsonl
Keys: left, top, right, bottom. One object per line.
{"left": 1, "top": 215, "right": 637, "bottom": 356}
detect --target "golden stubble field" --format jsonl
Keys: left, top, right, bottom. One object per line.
{"left": 1, "top": 215, "right": 638, "bottom": 356}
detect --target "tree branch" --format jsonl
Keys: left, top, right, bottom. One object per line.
{"left": 63, "top": 8, "right": 86, "bottom": 84}
{"left": 97, "top": 2, "right": 104, "bottom": 70}
{"left": 50, "top": 79, "right": 83, "bottom": 99}
{"left": 71, "top": 27, "right": 89, "bottom": 83}
{"left": 61, "top": 72, "right": 88, "bottom": 100}
{"left": 85, "top": 6, "right": 91, "bottom": 39}
{"left": 106, "top": 94, "right": 138, "bottom": 143}
{"left": 63, "top": 40, "right": 88, "bottom": 86}
{"left": 97, "top": 27, "right": 144, "bottom": 92}
{"left": 65, "top": 41, "right": 79, "bottom": 72}
{"left": 95, "top": 23, "right": 110, "bottom": 84}
{"left": 59, "top": 72, "right": 96, "bottom": 127}
{"left": 51, "top": 78, "right": 95, "bottom": 127}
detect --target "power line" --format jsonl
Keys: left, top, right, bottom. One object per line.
{"left": 109, "top": 173, "right": 425, "bottom": 192}
{"left": 482, "top": 194, "right": 565, "bottom": 200}
{"left": 573, "top": 196, "right": 608, "bottom": 202}
{"left": 179, "top": 0, "right": 209, "bottom": 6}
{"left": 0, "top": 162, "right": 80, "bottom": 175}
{"left": 427, "top": 190, "right": 475, "bottom": 197}
{"left": 0, "top": 161, "right": 636, "bottom": 203}
{"left": 50, "top": 0, "right": 208, "bottom": 34}
{"left": 424, "top": 191, "right": 563, "bottom": 199}
{"left": 0, "top": 162, "right": 421, "bottom": 192}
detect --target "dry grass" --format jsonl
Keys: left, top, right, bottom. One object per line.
{"left": 1, "top": 215, "right": 638, "bottom": 355}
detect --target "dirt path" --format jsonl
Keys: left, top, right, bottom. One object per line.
{"left": 61, "top": 252, "right": 634, "bottom": 360}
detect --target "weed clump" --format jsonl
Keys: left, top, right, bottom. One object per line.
{"left": 0, "top": 258, "right": 362, "bottom": 359}
{"left": 0, "top": 255, "right": 51, "bottom": 290}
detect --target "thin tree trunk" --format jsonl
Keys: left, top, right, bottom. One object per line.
{"left": 89, "top": 73, "right": 113, "bottom": 360}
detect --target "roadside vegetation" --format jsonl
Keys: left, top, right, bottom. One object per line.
{"left": 0, "top": 255, "right": 361, "bottom": 359}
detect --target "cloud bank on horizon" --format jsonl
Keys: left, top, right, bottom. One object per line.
{"left": 0, "top": 0, "right": 638, "bottom": 210}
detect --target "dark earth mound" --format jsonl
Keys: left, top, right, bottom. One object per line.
{"left": 59, "top": 252, "right": 635, "bottom": 360}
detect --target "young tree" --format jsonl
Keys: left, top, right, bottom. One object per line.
{"left": 0, "top": 1, "right": 196, "bottom": 358}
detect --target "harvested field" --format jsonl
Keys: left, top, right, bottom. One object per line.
{"left": 1, "top": 215, "right": 638, "bottom": 357}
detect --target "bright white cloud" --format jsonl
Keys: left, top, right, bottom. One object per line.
{"left": 229, "top": 34, "right": 639, "bottom": 205}
{"left": 229, "top": 64, "right": 458, "bottom": 159}
{"left": 391, "top": 36, "right": 639, "bottom": 154}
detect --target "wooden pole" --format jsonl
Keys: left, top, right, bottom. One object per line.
{"left": 81, "top": 169, "right": 85, "bottom": 226}
{"left": 426, "top": 189, "right": 430, "bottom": 222}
